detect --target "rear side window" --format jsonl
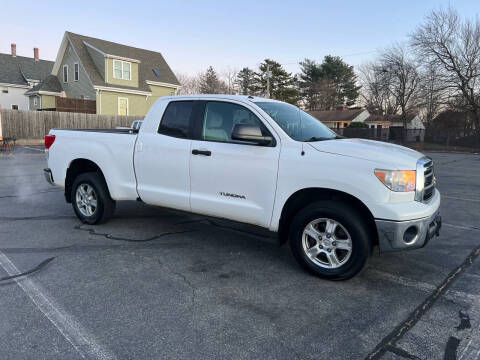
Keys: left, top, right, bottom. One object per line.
{"left": 158, "top": 101, "right": 194, "bottom": 138}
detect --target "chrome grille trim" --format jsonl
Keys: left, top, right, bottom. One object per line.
{"left": 415, "top": 157, "right": 436, "bottom": 202}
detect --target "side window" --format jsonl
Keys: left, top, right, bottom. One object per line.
{"left": 114, "top": 60, "right": 122, "bottom": 79}
{"left": 63, "top": 65, "right": 68, "bottom": 83}
{"left": 74, "top": 63, "right": 79, "bottom": 81}
{"left": 158, "top": 101, "right": 194, "bottom": 138}
{"left": 202, "top": 101, "right": 271, "bottom": 143}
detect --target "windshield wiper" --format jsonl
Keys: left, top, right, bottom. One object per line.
{"left": 302, "top": 136, "right": 335, "bottom": 142}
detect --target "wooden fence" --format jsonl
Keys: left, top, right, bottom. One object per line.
{"left": 0, "top": 109, "right": 144, "bottom": 140}
{"left": 52, "top": 97, "right": 97, "bottom": 113}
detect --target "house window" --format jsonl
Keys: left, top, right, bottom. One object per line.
{"left": 12, "top": 105, "right": 18, "bottom": 110}
{"left": 152, "top": 68, "right": 161, "bottom": 77}
{"left": 123, "top": 62, "right": 131, "bottom": 79}
{"left": 1, "top": 89, "right": 8, "bottom": 94}
{"left": 74, "top": 63, "right": 79, "bottom": 81}
{"left": 114, "top": 60, "right": 122, "bottom": 78}
{"left": 118, "top": 97, "right": 128, "bottom": 115}
{"left": 63, "top": 65, "right": 68, "bottom": 83}
{"left": 113, "top": 60, "right": 131, "bottom": 80}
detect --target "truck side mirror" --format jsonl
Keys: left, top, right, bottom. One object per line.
{"left": 231, "top": 124, "right": 273, "bottom": 146}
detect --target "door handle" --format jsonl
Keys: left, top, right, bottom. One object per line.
{"left": 192, "top": 149, "right": 211, "bottom": 156}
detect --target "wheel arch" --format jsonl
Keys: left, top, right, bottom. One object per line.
{"left": 65, "top": 158, "right": 109, "bottom": 203}
{"left": 277, "top": 187, "right": 378, "bottom": 247}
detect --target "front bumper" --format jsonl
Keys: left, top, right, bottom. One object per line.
{"left": 375, "top": 211, "right": 442, "bottom": 252}
{"left": 44, "top": 168, "right": 54, "bottom": 185}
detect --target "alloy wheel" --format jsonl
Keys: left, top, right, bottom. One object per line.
{"left": 75, "top": 183, "right": 98, "bottom": 217}
{"left": 301, "top": 218, "right": 353, "bottom": 269}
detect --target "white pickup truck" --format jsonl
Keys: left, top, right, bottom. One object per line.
{"left": 44, "top": 95, "right": 441, "bottom": 280}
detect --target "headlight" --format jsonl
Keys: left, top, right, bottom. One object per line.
{"left": 374, "top": 169, "right": 416, "bottom": 192}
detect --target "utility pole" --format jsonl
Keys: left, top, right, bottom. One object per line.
{"left": 266, "top": 63, "right": 271, "bottom": 98}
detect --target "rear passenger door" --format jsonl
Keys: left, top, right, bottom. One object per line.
{"left": 189, "top": 100, "right": 280, "bottom": 227}
{"left": 134, "top": 100, "right": 195, "bottom": 211}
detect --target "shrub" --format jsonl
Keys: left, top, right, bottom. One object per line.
{"left": 348, "top": 122, "right": 369, "bottom": 128}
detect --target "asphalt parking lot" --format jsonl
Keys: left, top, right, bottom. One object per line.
{"left": 0, "top": 147, "right": 479, "bottom": 360}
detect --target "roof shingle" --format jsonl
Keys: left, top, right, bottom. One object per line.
{"left": 308, "top": 109, "right": 365, "bottom": 123}
{"left": 25, "top": 75, "right": 63, "bottom": 95}
{"left": 0, "top": 53, "right": 53, "bottom": 86}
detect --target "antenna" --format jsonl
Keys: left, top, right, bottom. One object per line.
{"left": 266, "top": 63, "right": 271, "bottom": 98}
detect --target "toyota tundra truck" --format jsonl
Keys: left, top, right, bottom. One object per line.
{"left": 44, "top": 95, "right": 441, "bottom": 280}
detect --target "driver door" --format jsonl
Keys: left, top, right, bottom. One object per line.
{"left": 189, "top": 100, "right": 280, "bottom": 227}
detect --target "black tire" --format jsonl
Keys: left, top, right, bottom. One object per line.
{"left": 71, "top": 172, "right": 115, "bottom": 224}
{"left": 289, "top": 200, "right": 372, "bottom": 280}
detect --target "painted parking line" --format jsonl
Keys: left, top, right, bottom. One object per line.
{"left": 443, "top": 223, "right": 480, "bottom": 231}
{"left": 367, "top": 269, "right": 480, "bottom": 304}
{"left": 0, "top": 251, "right": 117, "bottom": 360}
{"left": 442, "top": 195, "right": 480, "bottom": 203}
{"left": 366, "top": 246, "right": 480, "bottom": 359}
{"left": 22, "top": 146, "right": 45, "bottom": 152}
{"left": 458, "top": 321, "right": 480, "bottom": 360}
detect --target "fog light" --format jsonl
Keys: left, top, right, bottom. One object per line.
{"left": 403, "top": 226, "right": 418, "bottom": 244}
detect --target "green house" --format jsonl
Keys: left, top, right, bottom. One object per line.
{"left": 26, "top": 32, "right": 181, "bottom": 116}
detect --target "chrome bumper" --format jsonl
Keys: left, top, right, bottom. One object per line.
{"left": 375, "top": 211, "right": 442, "bottom": 252}
{"left": 44, "top": 168, "right": 54, "bottom": 185}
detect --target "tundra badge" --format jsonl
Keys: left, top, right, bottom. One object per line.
{"left": 219, "top": 192, "right": 246, "bottom": 199}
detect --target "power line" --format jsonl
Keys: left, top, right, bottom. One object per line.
{"left": 246, "top": 49, "right": 378, "bottom": 70}
{"left": 279, "top": 50, "right": 377, "bottom": 66}
{"left": 337, "top": 50, "right": 377, "bottom": 57}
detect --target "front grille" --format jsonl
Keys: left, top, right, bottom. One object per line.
{"left": 423, "top": 160, "right": 435, "bottom": 201}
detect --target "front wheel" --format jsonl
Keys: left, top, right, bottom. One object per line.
{"left": 71, "top": 172, "right": 116, "bottom": 224}
{"left": 289, "top": 201, "right": 372, "bottom": 280}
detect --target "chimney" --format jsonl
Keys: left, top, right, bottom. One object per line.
{"left": 34, "top": 47, "right": 39, "bottom": 61}
{"left": 11, "top": 43, "right": 16, "bottom": 57}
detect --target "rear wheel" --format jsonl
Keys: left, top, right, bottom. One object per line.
{"left": 289, "top": 201, "right": 371, "bottom": 280}
{"left": 71, "top": 172, "right": 115, "bottom": 224}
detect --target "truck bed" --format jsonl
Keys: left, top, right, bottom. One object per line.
{"left": 48, "top": 127, "right": 139, "bottom": 200}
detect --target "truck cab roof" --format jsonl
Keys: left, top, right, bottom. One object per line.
{"left": 161, "top": 94, "right": 283, "bottom": 104}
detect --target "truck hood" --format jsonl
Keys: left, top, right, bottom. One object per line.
{"left": 308, "top": 138, "right": 423, "bottom": 169}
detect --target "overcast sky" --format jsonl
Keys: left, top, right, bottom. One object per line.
{"left": 1, "top": 0, "right": 478, "bottom": 76}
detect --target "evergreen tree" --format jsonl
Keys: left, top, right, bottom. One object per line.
{"left": 298, "top": 56, "right": 361, "bottom": 110}
{"left": 198, "top": 66, "right": 226, "bottom": 94}
{"left": 298, "top": 59, "right": 323, "bottom": 110}
{"left": 254, "top": 59, "right": 300, "bottom": 104}
{"left": 319, "top": 55, "right": 361, "bottom": 108}
{"left": 235, "top": 67, "right": 256, "bottom": 95}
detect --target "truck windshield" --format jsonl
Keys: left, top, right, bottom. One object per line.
{"left": 255, "top": 102, "right": 338, "bottom": 142}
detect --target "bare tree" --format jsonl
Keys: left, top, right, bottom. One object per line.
{"left": 410, "top": 7, "right": 480, "bottom": 134}
{"left": 380, "top": 44, "right": 421, "bottom": 128}
{"left": 175, "top": 72, "right": 200, "bottom": 95}
{"left": 358, "top": 62, "right": 399, "bottom": 115}
{"left": 417, "top": 62, "right": 449, "bottom": 124}
{"left": 221, "top": 67, "right": 239, "bottom": 94}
